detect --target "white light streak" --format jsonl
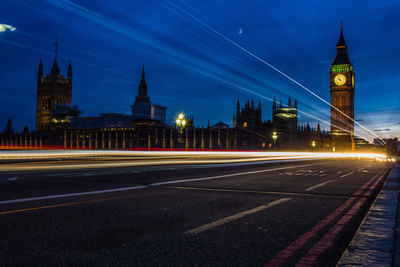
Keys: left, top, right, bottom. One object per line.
{"left": 166, "top": 0, "right": 385, "bottom": 143}
{"left": 0, "top": 150, "right": 387, "bottom": 161}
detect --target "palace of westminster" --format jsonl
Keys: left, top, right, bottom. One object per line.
{"left": 0, "top": 26, "right": 379, "bottom": 152}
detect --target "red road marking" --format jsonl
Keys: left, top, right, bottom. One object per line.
{"left": 295, "top": 166, "right": 392, "bottom": 266}
{"left": 265, "top": 167, "right": 389, "bottom": 267}
{"left": 363, "top": 167, "right": 391, "bottom": 197}
{"left": 295, "top": 198, "right": 366, "bottom": 266}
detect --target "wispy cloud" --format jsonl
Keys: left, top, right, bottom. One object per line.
{"left": 374, "top": 128, "right": 391, "bottom": 132}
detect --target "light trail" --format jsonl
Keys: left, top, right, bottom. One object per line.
{"left": 0, "top": 149, "right": 388, "bottom": 161}
{"left": 165, "top": 0, "right": 385, "bottom": 143}
{"left": 0, "top": 150, "right": 389, "bottom": 172}
{"left": 187, "top": 67, "right": 373, "bottom": 141}
{"left": 0, "top": 31, "right": 371, "bottom": 139}
{"left": 18, "top": 0, "right": 387, "bottom": 141}
{"left": 32, "top": 0, "right": 336, "bottom": 131}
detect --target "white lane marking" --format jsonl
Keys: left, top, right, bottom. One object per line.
{"left": 0, "top": 185, "right": 146, "bottom": 205}
{"left": 340, "top": 172, "right": 354, "bottom": 178}
{"left": 0, "top": 162, "right": 333, "bottom": 205}
{"left": 305, "top": 179, "right": 335, "bottom": 191}
{"left": 8, "top": 177, "right": 18, "bottom": 181}
{"left": 336, "top": 171, "right": 343, "bottom": 174}
{"left": 358, "top": 168, "right": 364, "bottom": 171}
{"left": 185, "top": 198, "right": 291, "bottom": 234}
{"left": 150, "top": 163, "right": 322, "bottom": 186}
{"left": 362, "top": 170, "right": 368, "bottom": 173}
{"left": 319, "top": 174, "right": 327, "bottom": 177}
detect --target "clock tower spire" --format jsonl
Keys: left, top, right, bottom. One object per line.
{"left": 330, "top": 23, "right": 355, "bottom": 152}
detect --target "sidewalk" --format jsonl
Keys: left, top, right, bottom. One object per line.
{"left": 337, "top": 163, "right": 400, "bottom": 266}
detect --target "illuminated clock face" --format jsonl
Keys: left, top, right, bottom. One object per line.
{"left": 334, "top": 74, "right": 346, "bottom": 86}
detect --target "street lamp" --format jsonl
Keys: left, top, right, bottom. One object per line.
{"left": 272, "top": 131, "right": 278, "bottom": 149}
{"left": 311, "top": 140, "right": 316, "bottom": 148}
{"left": 176, "top": 112, "right": 187, "bottom": 147}
{"left": 176, "top": 112, "right": 186, "bottom": 132}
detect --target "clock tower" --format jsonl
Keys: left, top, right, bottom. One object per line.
{"left": 330, "top": 24, "right": 355, "bottom": 152}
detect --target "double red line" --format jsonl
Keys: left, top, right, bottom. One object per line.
{"left": 266, "top": 166, "right": 392, "bottom": 267}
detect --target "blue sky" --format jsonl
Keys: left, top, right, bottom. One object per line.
{"left": 0, "top": 0, "right": 399, "bottom": 141}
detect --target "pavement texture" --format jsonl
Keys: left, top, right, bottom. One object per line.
{"left": 0, "top": 157, "right": 394, "bottom": 266}
{"left": 337, "top": 163, "right": 400, "bottom": 266}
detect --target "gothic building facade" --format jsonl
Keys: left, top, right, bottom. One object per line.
{"left": 272, "top": 97, "right": 299, "bottom": 148}
{"left": 36, "top": 40, "right": 72, "bottom": 131}
{"left": 330, "top": 24, "right": 355, "bottom": 152}
{"left": 131, "top": 65, "right": 166, "bottom": 122}
{"left": 2, "top": 26, "right": 372, "bottom": 152}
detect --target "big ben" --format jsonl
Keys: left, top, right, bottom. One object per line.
{"left": 330, "top": 24, "right": 355, "bottom": 152}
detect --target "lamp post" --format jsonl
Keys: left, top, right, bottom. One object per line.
{"left": 272, "top": 131, "right": 278, "bottom": 149}
{"left": 176, "top": 112, "right": 187, "bottom": 147}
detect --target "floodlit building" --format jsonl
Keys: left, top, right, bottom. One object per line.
{"left": 36, "top": 40, "right": 72, "bottom": 131}
{"left": 330, "top": 24, "right": 355, "bottom": 152}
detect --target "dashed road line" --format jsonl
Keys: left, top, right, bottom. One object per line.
{"left": 0, "top": 162, "right": 333, "bottom": 205}
{"left": 150, "top": 163, "right": 328, "bottom": 186}
{"left": 266, "top": 166, "right": 389, "bottom": 267}
{"left": 185, "top": 198, "right": 291, "bottom": 234}
{"left": 305, "top": 179, "right": 335, "bottom": 191}
{"left": 340, "top": 172, "right": 354, "bottom": 178}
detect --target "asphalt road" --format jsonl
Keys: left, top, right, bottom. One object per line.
{"left": 0, "top": 157, "right": 393, "bottom": 266}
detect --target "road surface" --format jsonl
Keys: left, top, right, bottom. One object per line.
{"left": 0, "top": 156, "right": 392, "bottom": 266}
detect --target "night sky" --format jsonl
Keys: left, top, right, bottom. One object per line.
{"left": 1, "top": 0, "right": 399, "bottom": 141}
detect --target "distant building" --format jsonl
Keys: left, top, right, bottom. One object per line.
{"left": 131, "top": 66, "right": 166, "bottom": 122}
{"left": 233, "top": 98, "right": 271, "bottom": 148}
{"left": 36, "top": 40, "right": 72, "bottom": 131}
{"left": 70, "top": 66, "right": 167, "bottom": 129}
{"left": 330, "top": 24, "right": 355, "bottom": 152}
{"left": 380, "top": 138, "right": 399, "bottom": 155}
{"left": 3, "top": 117, "right": 14, "bottom": 137}
{"left": 70, "top": 113, "right": 133, "bottom": 129}
{"left": 233, "top": 98, "right": 263, "bottom": 130}
{"left": 273, "top": 97, "right": 299, "bottom": 148}
{"left": 213, "top": 121, "right": 229, "bottom": 129}
{"left": 273, "top": 97, "right": 298, "bottom": 132}
{"left": 50, "top": 104, "right": 81, "bottom": 130}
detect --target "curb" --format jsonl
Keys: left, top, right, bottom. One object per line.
{"left": 337, "top": 164, "right": 399, "bottom": 266}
